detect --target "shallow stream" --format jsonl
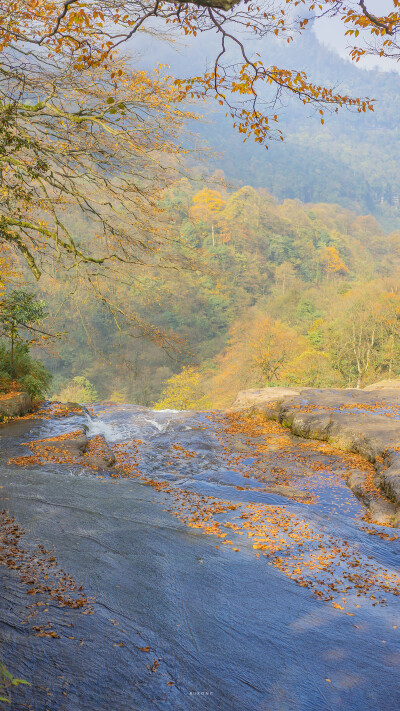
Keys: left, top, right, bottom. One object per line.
{"left": 0, "top": 404, "right": 399, "bottom": 710}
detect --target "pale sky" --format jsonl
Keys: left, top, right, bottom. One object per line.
{"left": 315, "top": 0, "right": 399, "bottom": 72}
{"left": 130, "top": 1, "right": 400, "bottom": 77}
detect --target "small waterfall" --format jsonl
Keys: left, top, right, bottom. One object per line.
{"left": 82, "top": 406, "right": 95, "bottom": 421}
{"left": 82, "top": 407, "right": 119, "bottom": 443}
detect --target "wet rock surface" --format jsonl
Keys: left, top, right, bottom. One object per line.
{"left": 0, "top": 391, "right": 32, "bottom": 418}
{"left": 82, "top": 433, "right": 116, "bottom": 468}
{"left": 0, "top": 404, "right": 399, "bottom": 710}
{"left": 232, "top": 382, "right": 400, "bottom": 525}
{"left": 33, "top": 432, "right": 88, "bottom": 457}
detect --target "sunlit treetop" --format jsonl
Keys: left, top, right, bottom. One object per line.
{"left": 1, "top": 1, "right": 399, "bottom": 145}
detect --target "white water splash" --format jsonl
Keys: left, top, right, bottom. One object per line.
{"left": 85, "top": 417, "right": 120, "bottom": 442}
{"left": 85, "top": 406, "right": 192, "bottom": 444}
{"left": 143, "top": 418, "right": 171, "bottom": 433}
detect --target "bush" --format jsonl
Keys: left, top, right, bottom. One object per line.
{"left": 0, "top": 343, "right": 52, "bottom": 399}
{"left": 154, "top": 367, "right": 211, "bottom": 410}
{"left": 1, "top": 660, "right": 30, "bottom": 704}
{"left": 52, "top": 376, "right": 99, "bottom": 404}
{"left": 0, "top": 371, "right": 12, "bottom": 392}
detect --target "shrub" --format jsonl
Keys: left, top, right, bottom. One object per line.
{"left": 0, "top": 371, "right": 12, "bottom": 392}
{"left": 0, "top": 343, "right": 52, "bottom": 399}
{"left": 154, "top": 367, "right": 211, "bottom": 410}
{"left": 0, "top": 660, "right": 30, "bottom": 704}
{"left": 53, "top": 376, "right": 99, "bottom": 404}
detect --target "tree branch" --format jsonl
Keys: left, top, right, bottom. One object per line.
{"left": 359, "top": 0, "right": 394, "bottom": 35}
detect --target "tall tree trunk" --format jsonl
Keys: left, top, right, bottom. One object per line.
{"left": 10, "top": 332, "right": 15, "bottom": 381}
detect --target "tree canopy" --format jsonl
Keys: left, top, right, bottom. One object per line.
{"left": 33, "top": 181, "right": 400, "bottom": 405}
{"left": 2, "top": 2, "right": 397, "bottom": 285}
{"left": 0, "top": 55, "right": 195, "bottom": 275}
{"left": 2, "top": 0, "right": 399, "bottom": 387}
{"left": 3, "top": 1, "right": 400, "bottom": 141}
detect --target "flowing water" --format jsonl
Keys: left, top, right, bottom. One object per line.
{"left": 0, "top": 404, "right": 399, "bottom": 710}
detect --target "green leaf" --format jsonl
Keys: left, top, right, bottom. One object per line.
{"left": 11, "top": 679, "right": 31, "bottom": 686}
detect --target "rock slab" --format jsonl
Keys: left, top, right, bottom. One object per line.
{"left": 231, "top": 382, "right": 400, "bottom": 526}
{"left": 0, "top": 392, "right": 32, "bottom": 418}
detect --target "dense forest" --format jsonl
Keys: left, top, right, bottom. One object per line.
{"left": 134, "top": 27, "right": 400, "bottom": 225}
{"left": 196, "top": 31, "right": 400, "bottom": 225}
{"left": 26, "top": 179, "right": 400, "bottom": 408}
{"left": 2, "top": 8, "right": 400, "bottom": 409}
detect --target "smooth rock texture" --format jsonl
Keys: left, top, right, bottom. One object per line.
{"left": 231, "top": 387, "right": 300, "bottom": 412}
{"left": 364, "top": 380, "right": 400, "bottom": 391}
{"left": 32, "top": 433, "right": 88, "bottom": 459}
{"left": 21, "top": 431, "right": 116, "bottom": 469}
{"left": 231, "top": 382, "right": 400, "bottom": 525}
{"left": 0, "top": 392, "right": 32, "bottom": 418}
{"left": 2, "top": 403, "right": 400, "bottom": 711}
{"left": 83, "top": 434, "right": 116, "bottom": 468}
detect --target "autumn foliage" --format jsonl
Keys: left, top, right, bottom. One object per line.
{"left": 1, "top": 0, "right": 397, "bottom": 151}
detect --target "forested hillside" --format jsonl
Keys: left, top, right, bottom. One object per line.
{"left": 133, "top": 27, "right": 400, "bottom": 224}
{"left": 4, "top": 13, "right": 400, "bottom": 408}
{"left": 35, "top": 180, "right": 400, "bottom": 407}
{"left": 194, "top": 31, "right": 400, "bottom": 224}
